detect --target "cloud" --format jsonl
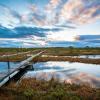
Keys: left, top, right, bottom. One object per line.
{"left": 16, "top": 1, "right": 62, "bottom": 27}
{"left": 46, "top": 31, "right": 75, "bottom": 42}
{"left": 29, "top": 4, "right": 38, "bottom": 12}
{"left": 0, "top": 24, "right": 100, "bottom": 47}
{"left": 0, "top": 36, "right": 47, "bottom": 48}
{"left": 0, "top": 4, "right": 22, "bottom": 28}
{"left": 75, "top": 35, "right": 100, "bottom": 40}
{"left": 60, "top": 0, "right": 100, "bottom": 25}
{"left": 42, "top": 0, "right": 62, "bottom": 26}
{"left": 45, "top": 0, "right": 60, "bottom": 11}
{"left": 0, "top": 35, "right": 100, "bottom": 48}
{"left": 20, "top": 4, "right": 41, "bottom": 25}
{"left": 0, "top": 25, "right": 62, "bottom": 38}
{"left": 20, "top": 4, "right": 47, "bottom": 26}
{"left": 55, "top": 24, "right": 76, "bottom": 29}
{"left": 74, "top": 35, "right": 100, "bottom": 43}
{"left": 0, "top": 0, "right": 100, "bottom": 28}
{"left": 25, "top": 0, "right": 100, "bottom": 27}
{"left": 46, "top": 0, "right": 61, "bottom": 11}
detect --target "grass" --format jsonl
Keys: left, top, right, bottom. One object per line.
{"left": 0, "top": 47, "right": 100, "bottom": 56}
{"left": 0, "top": 47, "right": 100, "bottom": 99}
{"left": 0, "top": 78, "right": 100, "bottom": 100}
{"left": 0, "top": 47, "right": 100, "bottom": 64}
{"left": 33, "top": 56, "right": 100, "bottom": 64}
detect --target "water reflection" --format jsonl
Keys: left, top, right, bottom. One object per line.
{"left": 41, "top": 55, "right": 100, "bottom": 59}
{"left": 0, "top": 62, "right": 18, "bottom": 72}
{"left": 0, "top": 62, "right": 19, "bottom": 79}
{"left": 24, "top": 61, "right": 100, "bottom": 88}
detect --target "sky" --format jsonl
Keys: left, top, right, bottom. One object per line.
{"left": 0, "top": 0, "right": 100, "bottom": 47}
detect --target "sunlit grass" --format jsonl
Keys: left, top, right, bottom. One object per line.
{"left": 0, "top": 78, "right": 100, "bottom": 100}
{"left": 0, "top": 47, "right": 100, "bottom": 64}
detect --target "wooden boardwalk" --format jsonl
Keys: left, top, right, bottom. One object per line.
{"left": 0, "top": 51, "right": 44, "bottom": 87}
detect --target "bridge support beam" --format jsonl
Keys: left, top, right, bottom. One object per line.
{"left": 27, "top": 63, "right": 34, "bottom": 70}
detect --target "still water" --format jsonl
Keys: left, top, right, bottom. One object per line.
{"left": 0, "top": 61, "right": 100, "bottom": 88}
{"left": 0, "top": 62, "right": 18, "bottom": 79}
{"left": 0, "top": 62, "right": 18, "bottom": 73}
{"left": 41, "top": 55, "right": 100, "bottom": 59}
{"left": 71, "top": 55, "right": 100, "bottom": 59}
{"left": 24, "top": 61, "right": 100, "bottom": 88}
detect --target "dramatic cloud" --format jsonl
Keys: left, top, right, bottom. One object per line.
{"left": 0, "top": 25, "right": 62, "bottom": 38}
{"left": 46, "top": 0, "right": 61, "bottom": 9}
{"left": 26, "top": 0, "right": 100, "bottom": 27}
{"left": 44, "top": 0, "right": 62, "bottom": 25}
{"left": 0, "top": 0, "right": 100, "bottom": 28}
{"left": 0, "top": 0, "right": 100, "bottom": 47}
{"left": 23, "top": 0, "right": 62, "bottom": 26}
{"left": 0, "top": 37, "right": 47, "bottom": 48}
{"left": 74, "top": 35, "right": 100, "bottom": 43}
{"left": 60, "top": 0, "right": 100, "bottom": 25}
{"left": 0, "top": 4, "right": 21, "bottom": 28}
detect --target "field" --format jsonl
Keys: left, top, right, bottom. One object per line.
{"left": 0, "top": 47, "right": 100, "bottom": 99}
{"left": 0, "top": 47, "right": 100, "bottom": 64}
{"left": 0, "top": 78, "right": 100, "bottom": 100}
{"left": 0, "top": 47, "right": 100, "bottom": 56}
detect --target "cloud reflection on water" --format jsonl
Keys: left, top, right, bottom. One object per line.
{"left": 24, "top": 61, "right": 100, "bottom": 88}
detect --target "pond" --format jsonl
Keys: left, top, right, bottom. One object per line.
{"left": 0, "top": 62, "right": 18, "bottom": 79}
{"left": 24, "top": 61, "right": 100, "bottom": 88}
{"left": 0, "top": 62, "right": 19, "bottom": 72}
{"left": 41, "top": 55, "right": 100, "bottom": 59}
{"left": 0, "top": 61, "right": 100, "bottom": 88}
{"left": 71, "top": 55, "right": 100, "bottom": 59}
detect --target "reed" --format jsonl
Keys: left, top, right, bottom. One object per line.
{"left": 0, "top": 78, "right": 100, "bottom": 100}
{"left": 33, "top": 56, "right": 100, "bottom": 64}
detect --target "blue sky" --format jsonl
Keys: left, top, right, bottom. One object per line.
{"left": 0, "top": 0, "right": 100, "bottom": 47}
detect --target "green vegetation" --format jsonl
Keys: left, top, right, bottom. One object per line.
{"left": 0, "top": 48, "right": 100, "bottom": 99}
{"left": 0, "top": 78, "right": 100, "bottom": 100}
{"left": 0, "top": 47, "right": 100, "bottom": 56}
{"left": 34, "top": 56, "right": 100, "bottom": 64}
{"left": 0, "top": 47, "right": 100, "bottom": 64}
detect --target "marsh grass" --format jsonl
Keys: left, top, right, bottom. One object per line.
{"left": 0, "top": 47, "right": 100, "bottom": 64}
{"left": 0, "top": 78, "right": 100, "bottom": 100}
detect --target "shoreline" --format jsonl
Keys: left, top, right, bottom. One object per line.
{"left": 33, "top": 56, "right": 100, "bottom": 64}
{"left": 0, "top": 47, "right": 100, "bottom": 64}
{"left": 0, "top": 56, "right": 100, "bottom": 64}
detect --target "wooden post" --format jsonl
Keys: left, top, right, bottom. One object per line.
{"left": 7, "top": 56, "right": 10, "bottom": 80}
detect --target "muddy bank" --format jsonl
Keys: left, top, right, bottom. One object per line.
{"left": 33, "top": 56, "right": 100, "bottom": 64}
{"left": 0, "top": 55, "right": 100, "bottom": 64}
